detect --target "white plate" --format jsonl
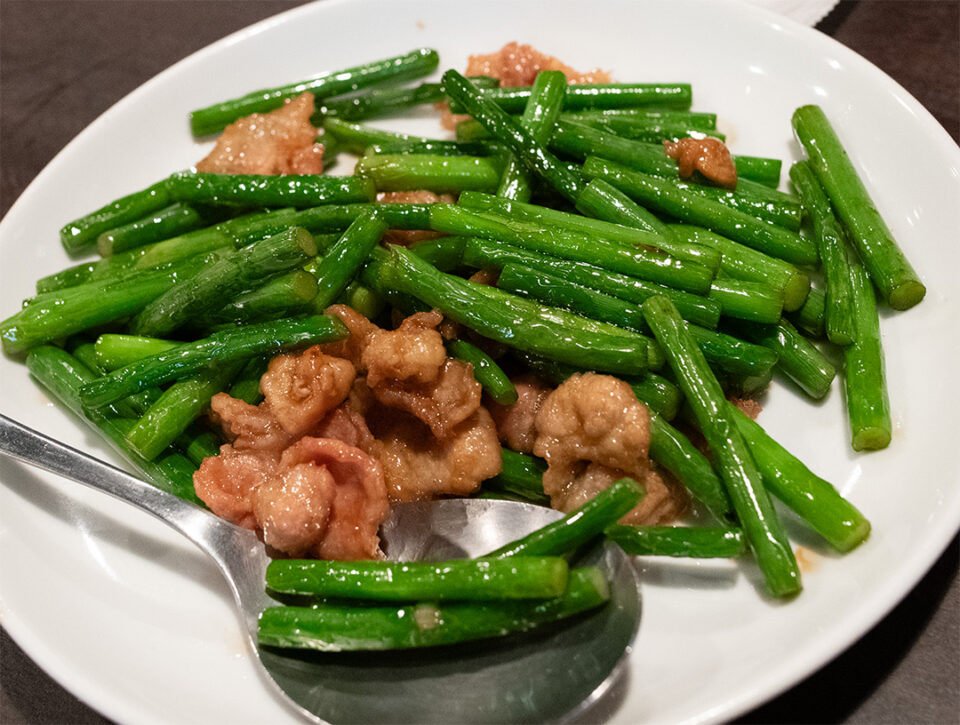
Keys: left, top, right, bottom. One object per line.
{"left": 1, "top": 1, "right": 958, "bottom": 723}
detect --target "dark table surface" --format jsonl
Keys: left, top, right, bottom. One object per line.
{"left": 1, "top": 1, "right": 957, "bottom": 723}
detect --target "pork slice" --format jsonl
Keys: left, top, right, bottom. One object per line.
{"left": 372, "top": 359, "right": 482, "bottom": 439}
{"left": 465, "top": 42, "right": 612, "bottom": 88}
{"left": 664, "top": 137, "right": 738, "bottom": 189}
{"left": 255, "top": 437, "right": 388, "bottom": 560}
{"left": 362, "top": 310, "right": 446, "bottom": 387}
{"left": 319, "top": 304, "right": 380, "bottom": 369}
{"left": 196, "top": 92, "right": 324, "bottom": 175}
{"left": 378, "top": 191, "right": 455, "bottom": 246}
{"left": 488, "top": 374, "right": 553, "bottom": 454}
{"left": 193, "top": 444, "right": 278, "bottom": 530}
{"left": 369, "top": 407, "right": 501, "bottom": 502}
{"left": 209, "top": 392, "right": 294, "bottom": 454}
{"left": 260, "top": 346, "right": 356, "bottom": 436}
{"left": 543, "top": 460, "right": 687, "bottom": 526}
{"left": 533, "top": 372, "right": 651, "bottom": 473}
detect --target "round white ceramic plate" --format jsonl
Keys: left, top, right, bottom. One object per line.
{"left": 1, "top": 1, "right": 958, "bottom": 723}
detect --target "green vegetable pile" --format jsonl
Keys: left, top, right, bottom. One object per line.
{"left": 1, "top": 47, "right": 925, "bottom": 647}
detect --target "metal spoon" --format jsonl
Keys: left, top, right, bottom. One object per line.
{"left": 0, "top": 413, "right": 641, "bottom": 724}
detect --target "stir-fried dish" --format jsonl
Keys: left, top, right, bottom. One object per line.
{"left": 2, "top": 40, "right": 924, "bottom": 651}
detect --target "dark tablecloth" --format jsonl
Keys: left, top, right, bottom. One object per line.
{"left": 1, "top": 1, "right": 957, "bottom": 723}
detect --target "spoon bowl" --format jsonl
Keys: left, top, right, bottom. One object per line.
{"left": 0, "top": 414, "right": 641, "bottom": 724}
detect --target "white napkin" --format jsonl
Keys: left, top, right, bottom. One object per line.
{"left": 735, "top": 0, "right": 840, "bottom": 26}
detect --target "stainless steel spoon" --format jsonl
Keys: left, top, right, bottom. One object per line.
{"left": 0, "top": 413, "right": 641, "bottom": 724}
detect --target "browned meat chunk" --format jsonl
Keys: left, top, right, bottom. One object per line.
{"left": 193, "top": 444, "right": 279, "bottom": 530}
{"left": 253, "top": 437, "right": 387, "bottom": 560}
{"left": 196, "top": 305, "right": 498, "bottom": 555}
{"left": 260, "top": 346, "right": 355, "bottom": 435}
{"left": 440, "top": 42, "right": 612, "bottom": 130}
{"left": 194, "top": 435, "right": 387, "bottom": 559}
{"left": 210, "top": 393, "right": 293, "bottom": 455}
{"left": 323, "top": 308, "right": 483, "bottom": 437}
{"left": 373, "top": 358, "right": 483, "bottom": 439}
{"left": 196, "top": 92, "right": 324, "bottom": 175}
{"left": 378, "top": 191, "right": 455, "bottom": 246}
{"left": 467, "top": 269, "right": 499, "bottom": 286}
{"left": 664, "top": 137, "right": 738, "bottom": 189}
{"left": 362, "top": 310, "right": 446, "bottom": 387}
{"left": 465, "top": 42, "right": 612, "bottom": 88}
{"left": 311, "top": 400, "right": 376, "bottom": 452}
{"left": 729, "top": 396, "right": 763, "bottom": 420}
{"left": 534, "top": 373, "right": 651, "bottom": 473}
{"left": 378, "top": 191, "right": 455, "bottom": 205}
{"left": 320, "top": 304, "right": 380, "bottom": 368}
{"left": 533, "top": 373, "right": 686, "bottom": 525}
{"left": 252, "top": 459, "right": 335, "bottom": 556}
{"left": 542, "top": 461, "right": 685, "bottom": 525}
{"left": 369, "top": 406, "right": 501, "bottom": 502}
{"left": 488, "top": 374, "right": 553, "bottom": 454}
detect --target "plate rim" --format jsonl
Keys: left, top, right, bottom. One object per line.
{"left": 1, "top": 1, "right": 958, "bottom": 724}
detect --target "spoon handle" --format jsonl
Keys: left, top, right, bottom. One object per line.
{"left": 0, "top": 412, "right": 217, "bottom": 548}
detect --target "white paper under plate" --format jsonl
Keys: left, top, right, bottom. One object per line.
{"left": 0, "top": 1, "right": 957, "bottom": 724}
{"left": 737, "top": 0, "right": 840, "bottom": 26}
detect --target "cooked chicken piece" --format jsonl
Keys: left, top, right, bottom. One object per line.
{"left": 252, "top": 460, "right": 335, "bottom": 556}
{"left": 362, "top": 310, "right": 446, "bottom": 387}
{"left": 533, "top": 372, "right": 686, "bottom": 525}
{"left": 543, "top": 460, "right": 686, "bottom": 526}
{"left": 373, "top": 358, "right": 483, "bottom": 439}
{"left": 534, "top": 373, "right": 650, "bottom": 473}
{"left": 322, "top": 308, "right": 483, "bottom": 438}
{"left": 488, "top": 374, "right": 553, "bottom": 454}
{"left": 320, "top": 304, "right": 380, "bottom": 368}
{"left": 440, "top": 42, "right": 611, "bottom": 130}
{"left": 210, "top": 393, "right": 294, "bottom": 455}
{"left": 310, "top": 399, "right": 376, "bottom": 452}
{"left": 664, "top": 137, "right": 738, "bottom": 189}
{"left": 377, "top": 191, "right": 455, "bottom": 246}
{"left": 196, "top": 307, "right": 498, "bottom": 556}
{"left": 193, "top": 444, "right": 279, "bottom": 530}
{"left": 259, "top": 346, "right": 355, "bottom": 435}
{"left": 729, "top": 396, "right": 763, "bottom": 420}
{"left": 467, "top": 269, "right": 499, "bottom": 286}
{"left": 369, "top": 406, "right": 501, "bottom": 502}
{"left": 465, "top": 42, "right": 612, "bottom": 88}
{"left": 196, "top": 92, "right": 324, "bottom": 175}
{"left": 253, "top": 437, "right": 387, "bottom": 560}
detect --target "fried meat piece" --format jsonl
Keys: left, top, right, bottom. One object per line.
{"left": 373, "top": 358, "right": 483, "bottom": 439}
{"left": 729, "top": 396, "right": 763, "bottom": 421}
{"left": 464, "top": 42, "right": 612, "bottom": 87}
{"left": 210, "top": 393, "right": 294, "bottom": 454}
{"left": 543, "top": 460, "right": 686, "bottom": 525}
{"left": 193, "top": 444, "right": 279, "bottom": 530}
{"left": 311, "top": 399, "right": 376, "bottom": 451}
{"left": 324, "top": 308, "right": 483, "bottom": 437}
{"left": 377, "top": 191, "right": 455, "bottom": 246}
{"left": 196, "top": 92, "right": 324, "bottom": 175}
{"left": 369, "top": 406, "right": 502, "bottom": 502}
{"left": 533, "top": 373, "right": 686, "bottom": 525}
{"left": 320, "top": 304, "right": 380, "bottom": 367}
{"left": 362, "top": 310, "right": 447, "bottom": 387}
{"left": 253, "top": 437, "right": 387, "bottom": 560}
{"left": 664, "top": 137, "right": 738, "bottom": 189}
{"left": 260, "top": 346, "right": 356, "bottom": 435}
{"left": 440, "top": 42, "right": 612, "bottom": 130}
{"left": 534, "top": 373, "right": 651, "bottom": 472}
{"left": 197, "top": 306, "right": 496, "bottom": 553}
{"left": 488, "top": 374, "right": 553, "bottom": 454}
